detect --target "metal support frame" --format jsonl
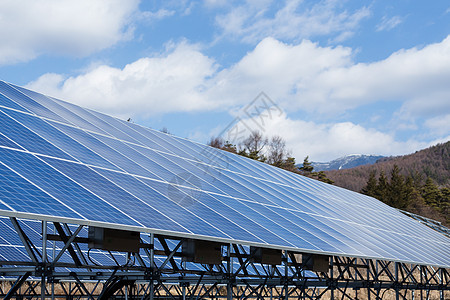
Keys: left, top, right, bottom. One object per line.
{"left": 1, "top": 218, "right": 449, "bottom": 299}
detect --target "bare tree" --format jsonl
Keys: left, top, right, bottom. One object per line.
{"left": 239, "top": 131, "right": 268, "bottom": 161}
{"left": 266, "top": 135, "right": 289, "bottom": 167}
{"left": 208, "top": 136, "right": 237, "bottom": 153}
{"left": 208, "top": 136, "right": 225, "bottom": 149}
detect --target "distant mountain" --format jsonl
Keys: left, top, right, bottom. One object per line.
{"left": 325, "top": 141, "right": 450, "bottom": 192}
{"left": 309, "top": 154, "right": 384, "bottom": 171}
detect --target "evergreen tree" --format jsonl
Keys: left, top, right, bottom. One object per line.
{"left": 317, "top": 171, "right": 334, "bottom": 184}
{"left": 387, "top": 165, "right": 407, "bottom": 209}
{"left": 376, "top": 170, "right": 388, "bottom": 202}
{"left": 300, "top": 156, "right": 314, "bottom": 173}
{"left": 439, "top": 187, "right": 450, "bottom": 219}
{"left": 361, "top": 170, "right": 377, "bottom": 198}
{"left": 422, "top": 177, "right": 441, "bottom": 208}
{"left": 404, "top": 176, "right": 424, "bottom": 211}
{"left": 281, "top": 157, "right": 298, "bottom": 173}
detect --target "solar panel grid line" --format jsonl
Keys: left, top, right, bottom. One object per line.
{"left": 38, "top": 157, "right": 153, "bottom": 229}
{"left": 0, "top": 81, "right": 68, "bottom": 124}
{"left": 30, "top": 103, "right": 291, "bottom": 190}
{"left": 81, "top": 120, "right": 238, "bottom": 182}
{"left": 246, "top": 159, "right": 374, "bottom": 210}
{"left": 240, "top": 199, "right": 356, "bottom": 255}
{"left": 12, "top": 86, "right": 112, "bottom": 136}
{"left": 82, "top": 131, "right": 178, "bottom": 180}
{"left": 48, "top": 121, "right": 155, "bottom": 177}
{"left": 0, "top": 245, "right": 32, "bottom": 262}
{"left": 267, "top": 173, "right": 390, "bottom": 216}
{"left": 0, "top": 132, "right": 25, "bottom": 151}
{"left": 22, "top": 158, "right": 138, "bottom": 225}
{"left": 0, "top": 111, "right": 76, "bottom": 162}
{"left": 310, "top": 214, "right": 409, "bottom": 261}
{"left": 316, "top": 204, "right": 447, "bottom": 249}
{"left": 361, "top": 226, "right": 434, "bottom": 265}
{"left": 17, "top": 97, "right": 378, "bottom": 224}
{"left": 132, "top": 145, "right": 230, "bottom": 195}
{"left": 39, "top": 116, "right": 164, "bottom": 172}
{"left": 270, "top": 206, "right": 384, "bottom": 258}
{"left": 294, "top": 190, "right": 370, "bottom": 222}
{"left": 161, "top": 189, "right": 267, "bottom": 245}
{"left": 190, "top": 189, "right": 321, "bottom": 250}
{"left": 391, "top": 233, "right": 447, "bottom": 266}
{"left": 85, "top": 109, "right": 188, "bottom": 159}
{"left": 0, "top": 108, "right": 121, "bottom": 171}
{"left": 0, "top": 159, "right": 86, "bottom": 219}
{"left": 170, "top": 186, "right": 278, "bottom": 245}
{"left": 234, "top": 174, "right": 308, "bottom": 211}
{"left": 157, "top": 154, "right": 235, "bottom": 195}
{"left": 90, "top": 167, "right": 202, "bottom": 236}
{"left": 91, "top": 133, "right": 187, "bottom": 184}
{"left": 127, "top": 144, "right": 237, "bottom": 196}
{"left": 51, "top": 98, "right": 145, "bottom": 146}
{"left": 235, "top": 174, "right": 343, "bottom": 220}
{"left": 0, "top": 94, "right": 33, "bottom": 115}
{"left": 216, "top": 170, "right": 283, "bottom": 207}
{"left": 40, "top": 156, "right": 207, "bottom": 236}
{"left": 135, "top": 126, "right": 201, "bottom": 161}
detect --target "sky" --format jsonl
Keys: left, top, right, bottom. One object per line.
{"left": 0, "top": 0, "right": 449, "bottom": 162}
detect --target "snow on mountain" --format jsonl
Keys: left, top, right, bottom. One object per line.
{"left": 309, "top": 154, "right": 384, "bottom": 171}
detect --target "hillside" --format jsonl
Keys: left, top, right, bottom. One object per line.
{"left": 326, "top": 141, "right": 450, "bottom": 191}
{"left": 325, "top": 141, "right": 450, "bottom": 225}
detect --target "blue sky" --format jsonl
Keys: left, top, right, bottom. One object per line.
{"left": 0, "top": 0, "right": 449, "bottom": 162}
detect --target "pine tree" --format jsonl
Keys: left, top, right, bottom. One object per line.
{"left": 300, "top": 156, "right": 314, "bottom": 173}
{"left": 317, "top": 171, "right": 334, "bottom": 184}
{"left": 422, "top": 177, "right": 441, "bottom": 208}
{"left": 404, "top": 176, "right": 424, "bottom": 211}
{"left": 281, "top": 157, "right": 298, "bottom": 173}
{"left": 361, "top": 170, "right": 377, "bottom": 198}
{"left": 376, "top": 170, "right": 388, "bottom": 202}
{"left": 387, "top": 165, "right": 407, "bottom": 209}
{"left": 439, "top": 187, "right": 449, "bottom": 219}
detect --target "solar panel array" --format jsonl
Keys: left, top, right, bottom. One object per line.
{"left": 0, "top": 80, "right": 449, "bottom": 268}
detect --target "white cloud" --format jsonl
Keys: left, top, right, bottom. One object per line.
{"left": 424, "top": 114, "right": 450, "bottom": 136}
{"left": 27, "top": 42, "right": 218, "bottom": 118}
{"left": 27, "top": 36, "right": 450, "bottom": 158}
{"left": 27, "top": 35, "right": 450, "bottom": 120}
{"left": 140, "top": 9, "right": 175, "bottom": 21}
{"left": 296, "top": 36, "right": 450, "bottom": 117}
{"left": 376, "top": 15, "right": 403, "bottom": 32}
{"left": 0, "top": 0, "right": 139, "bottom": 64}
{"left": 215, "top": 0, "right": 370, "bottom": 43}
{"left": 223, "top": 112, "right": 427, "bottom": 162}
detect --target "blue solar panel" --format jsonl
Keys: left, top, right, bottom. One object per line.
{"left": 0, "top": 132, "right": 23, "bottom": 150}
{"left": 0, "top": 80, "right": 449, "bottom": 268}
{"left": 0, "top": 92, "right": 30, "bottom": 112}
{"left": 0, "top": 159, "right": 77, "bottom": 218}
{"left": 0, "top": 110, "right": 73, "bottom": 160}
{"left": 0, "top": 81, "right": 67, "bottom": 123}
